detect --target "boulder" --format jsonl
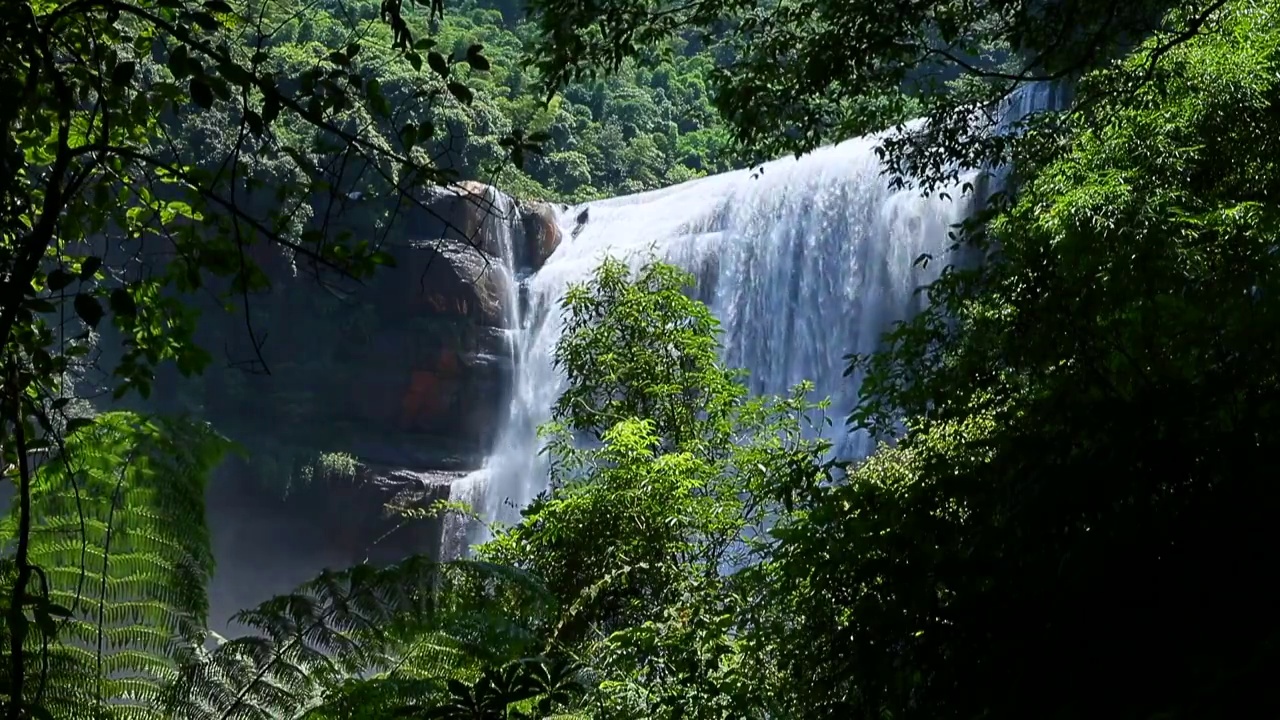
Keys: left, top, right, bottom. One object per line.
{"left": 206, "top": 457, "right": 456, "bottom": 629}
{"left": 516, "top": 201, "right": 564, "bottom": 272}
{"left": 403, "top": 181, "right": 523, "bottom": 262}
{"left": 401, "top": 181, "right": 564, "bottom": 273}
{"left": 396, "top": 239, "right": 513, "bottom": 329}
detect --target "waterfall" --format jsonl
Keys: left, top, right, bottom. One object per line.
{"left": 449, "top": 82, "right": 1070, "bottom": 552}
{"left": 439, "top": 187, "right": 522, "bottom": 556}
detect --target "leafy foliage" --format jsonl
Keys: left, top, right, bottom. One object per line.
{"left": 0, "top": 412, "right": 232, "bottom": 718}
{"left": 176, "top": 0, "right": 735, "bottom": 204}
{"left": 12, "top": 0, "right": 1280, "bottom": 718}
{"left": 766, "top": 2, "right": 1280, "bottom": 718}
{"left": 166, "top": 556, "right": 560, "bottom": 720}
{"left": 483, "top": 257, "right": 829, "bottom": 719}
{"left": 0, "top": 0, "right": 506, "bottom": 714}
{"left": 522, "top": 0, "right": 1234, "bottom": 188}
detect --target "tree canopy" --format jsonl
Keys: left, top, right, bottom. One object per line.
{"left": 523, "top": 0, "right": 1234, "bottom": 186}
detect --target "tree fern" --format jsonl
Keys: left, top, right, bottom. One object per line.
{"left": 1, "top": 411, "right": 576, "bottom": 719}
{"left": 0, "top": 411, "right": 232, "bottom": 719}
{"left": 167, "top": 557, "right": 560, "bottom": 720}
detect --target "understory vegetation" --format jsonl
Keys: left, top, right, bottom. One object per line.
{"left": 4, "top": 0, "right": 1278, "bottom": 717}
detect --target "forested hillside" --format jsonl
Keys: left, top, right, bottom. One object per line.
{"left": 187, "top": 0, "right": 734, "bottom": 203}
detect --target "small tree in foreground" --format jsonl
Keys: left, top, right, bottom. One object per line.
{"left": 482, "top": 255, "right": 833, "bottom": 719}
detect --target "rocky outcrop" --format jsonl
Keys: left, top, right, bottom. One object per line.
{"left": 206, "top": 457, "right": 454, "bottom": 626}
{"left": 395, "top": 180, "right": 563, "bottom": 274}
{"left": 518, "top": 201, "right": 563, "bottom": 271}
{"left": 131, "top": 181, "right": 563, "bottom": 620}
{"left": 174, "top": 182, "right": 562, "bottom": 470}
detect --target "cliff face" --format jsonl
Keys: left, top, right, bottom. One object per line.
{"left": 152, "top": 183, "right": 562, "bottom": 623}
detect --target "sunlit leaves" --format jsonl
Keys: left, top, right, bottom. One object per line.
{"left": 792, "top": 4, "right": 1280, "bottom": 718}
{"left": 481, "top": 256, "right": 829, "bottom": 719}
{"left": 522, "top": 0, "right": 1229, "bottom": 189}
{"left": 0, "top": 413, "right": 232, "bottom": 720}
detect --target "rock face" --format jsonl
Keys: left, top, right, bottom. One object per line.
{"left": 405, "top": 180, "right": 563, "bottom": 273}
{"left": 141, "top": 181, "right": 564, "bottom": 622}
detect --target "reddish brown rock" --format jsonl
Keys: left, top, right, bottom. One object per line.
{"left": 397, "top": 239, "right": 513, "bottom": 328}
{"left": 517, "top": 201, "right": 564, "bottom": 271}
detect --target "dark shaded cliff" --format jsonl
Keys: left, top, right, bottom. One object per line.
{"left": 137, "top": 182, "right": 562, "bottom": 623}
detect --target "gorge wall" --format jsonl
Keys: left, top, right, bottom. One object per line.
{"left": 145, "top": 182, "right": 562, "bottom": 624}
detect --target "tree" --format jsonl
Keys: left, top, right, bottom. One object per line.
{"left": 480, "top": 256, "right": 831, "bottom": 719}
{"left": 0, "top": 411, "right": 574, "bottom": 719}
{"left": 523, "top": 0, "right": 1234, "bottom": 188}
{"left": 769, "top": 2, "right": 1280, "bottom": 717}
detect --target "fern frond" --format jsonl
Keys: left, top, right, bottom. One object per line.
{"left": 168, "top": 558, "right": 558, "bottom": 720}
{"left": 0, "top": 412, "right": 231, "bottom": 719}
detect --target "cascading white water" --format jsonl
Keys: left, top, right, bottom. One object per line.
{"left": 456, "top": 82, "right": 1071, "bottom": 549}
{"left": 439, "top": 187, "right": 523, "bottom": 556}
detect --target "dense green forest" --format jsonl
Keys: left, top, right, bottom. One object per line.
{"left": 186, "top": 0, "right": 737, "bottom": 203}
{"left": 3, "top": 0, "right": 1277, "bottom": 718}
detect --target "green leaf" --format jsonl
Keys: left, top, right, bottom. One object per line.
{"left": 262, "top": 92, "right": 281, "bottom": 124}
{"left": 167, "top": 43, "right": 190, "bottom": 78}
{"left": 110, "top": 288, "right": 138, "bottom": 317}
{"left": 80, "top": 256, "right": 103, "bottom": 280}
{"left": 111, "top": 60, "right": 137, "bottom": 87}
{"left": 427, "top": 51, "right": 450, "bottom": 78}
{"left": 217, "top": 61, "right": 254, "bottom": 88}
{"left": 33, "top": 607, "right": 57, "bottom": 639}
{"left": 206, "top": 74, "right": 232, "bottom": 101}
{"left": 26, "top": 298, "right": 56, "bottom": 314}
{"left": 401, "top": 122, "right": 418, "bottom": 148}
{"left": 465, "top": 44, "right": 491, "bottom": 71}
{"left": 46, "top": 268, "right": 76, "bottom": 291}
{"left": 73, "top": 293, "right": 104, "bottom": 328}
{"left": 447, "top": 81, "right": 473, "bottom": 105}
{"left": 190, "top": 11, "right": 221, "bottom": 32}
{"left": 407, "top": 51, "right": 423, "bottom": 72}
{"left": 45, "top": 602, "right": 73, "bottom": 619}
{"left": 245, "top": 109, "right": 264, "bottom": 136}
{"left": 65, "top": 417, "right": 94, "bottom": 434}
{"left": 203, "top": 0, "right": 233, "bottom": 11}
{"left": 189, "top": 77, "right": 214, "bottom": 108}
